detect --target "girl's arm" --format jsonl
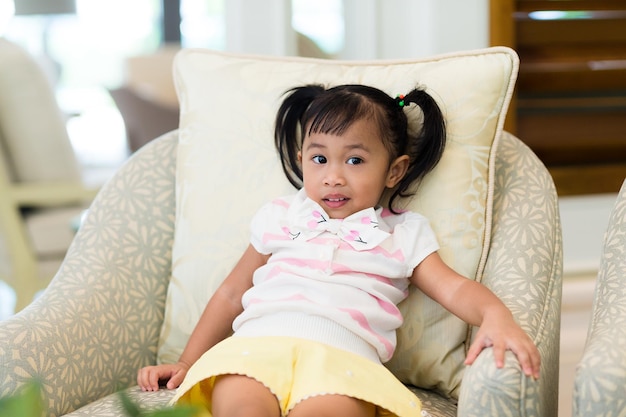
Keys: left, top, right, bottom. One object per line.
{"left": 410, "top": 252, "right": 541, "bottom": 380}
{"left": 138, "top": 244, "right": 269, "bottom": 391}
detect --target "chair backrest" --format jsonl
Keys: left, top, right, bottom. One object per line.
{"left": 123, "top": 45, "right": 180, "bottom": 109}
{"left": 109, "top": 86, "right": 179, "bottom": 153}
{"left": 0, "top": 38, "right": 81, "bottom": 184}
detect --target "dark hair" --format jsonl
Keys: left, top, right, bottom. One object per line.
{"left": 274, "top": 84, "right": 446, "bottom": 213}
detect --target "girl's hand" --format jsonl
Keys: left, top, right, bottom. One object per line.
{"left": 135, "top": 245, "right": 266, "bottom": 393}
{"left": 137, "top": 362, "right": 190, "bottom": 391}
{"left": 464, "top": 313, "right": 541, "bottom": 380}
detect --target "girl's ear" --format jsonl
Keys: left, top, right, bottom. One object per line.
{"left": 297, "top": 151, "right": 302, "bottom": 163}
{"left": 386, "top": 155, "right": 409, "bottom": 188}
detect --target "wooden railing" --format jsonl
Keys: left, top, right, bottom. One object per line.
{"left": 490, "top": 0, "right": 626, "bottom": 195}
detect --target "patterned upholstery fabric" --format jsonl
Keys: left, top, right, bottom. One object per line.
{"left": 573, "top": 179, "right": 626, "bottom": 417}
{"left": 0, "top": 130, "right": 562, "bottom": 417}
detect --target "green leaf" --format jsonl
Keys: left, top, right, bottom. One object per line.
{"left": 116, "top": 391, "right": 200, "bottom": 417}
{"left": 118, "top": 391, "right": 142, "bottom": 417}
{"left": 144, "top": 404, "right": 201, "bottom": 417}
{"left": 0, "top": 380, "right": 44, "bottom": 417}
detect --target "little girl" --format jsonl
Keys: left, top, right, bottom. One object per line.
{"left": 138, "top": 84, "right": 541, "bottom": 417}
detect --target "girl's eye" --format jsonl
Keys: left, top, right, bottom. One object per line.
{"left": 347, "top": 157, "right": 363, "bottom": 165}
{"left": 312, "top": 155, "right": 327, "bottom": 164}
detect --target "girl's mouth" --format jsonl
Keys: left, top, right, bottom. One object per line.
{"left": 323, "top": 196, "right": 349, "bottom": 209}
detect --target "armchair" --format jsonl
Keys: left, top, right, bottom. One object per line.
{"left": 0, "top": 38, "right": 98, "bottom": 311}
{"left": 573, "top": 179, "right": 626, "bottom": 416}
{"left": 0, "top": 129, "right": 562, "bottom": 417}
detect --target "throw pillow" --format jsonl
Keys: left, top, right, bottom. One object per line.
{"left": 158, "top": 47, "right": 518, "bottom": 399}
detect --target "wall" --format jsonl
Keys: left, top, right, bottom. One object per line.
{"left": 225, "top": 0, "right": 489, "bottom": 60}
{"left": 560, "top": 193, "right": 617, "bottom": 276}
{"left": 343, "top": 0, "right": 489, "bottom": 60}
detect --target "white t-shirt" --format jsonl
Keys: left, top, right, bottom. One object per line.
{"left": 232, "top": 189, "right": 439, "bottom": 362}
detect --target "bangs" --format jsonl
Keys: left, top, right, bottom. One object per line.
{"left": 304, "top": 92, "right": 378, "bottom": 137}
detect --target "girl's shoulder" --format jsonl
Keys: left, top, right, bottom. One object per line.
{"left": 252, "top": 192, "right": 300, "bottom": 223}
{"left": 250, "top": 193, "right": 300, "bottom": 253}
{"left": 377, "top": 208, "right": 431, "bottom": 232}
{"left": 266, "top": 194, "right": 296, "bottom": 211}
{"left": 259, "top": 189, "right": 309, "bottom": 216}
{"left": 378, "top": 209, "right": 439, "bottom": 264}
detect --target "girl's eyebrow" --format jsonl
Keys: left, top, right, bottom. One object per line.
{"left": 305, "top": 142, "right": 326, "bottom": 151}
{"left": 305, "top": 142, "right": 370, "bottom": 152}
{"left": 344, "top": 143, "right": 370, "bottom": 152}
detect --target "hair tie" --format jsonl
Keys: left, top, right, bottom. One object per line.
{"left": 395, "top": 94, "right": 405, "bottom": 108}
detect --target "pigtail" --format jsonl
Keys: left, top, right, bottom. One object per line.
{"left": 274, "top": 85, "right": 325, "bottom": 189}
{"left": 389, "top": 87, "right": 446, "bottom": 211}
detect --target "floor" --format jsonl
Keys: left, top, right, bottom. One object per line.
{"left": 558, "top": 274, "right": 596, "bottom": 417}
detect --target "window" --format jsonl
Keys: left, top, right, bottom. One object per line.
{"left": 180, "top": 0, "right": 225, "bottom": 49}
{"left": 291, "top": 0, "right": 343, "bottom": 56}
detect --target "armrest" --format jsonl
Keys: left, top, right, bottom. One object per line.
{"left": 9, "top": 181, "right": 98, "bottom": 207}
{"left": 458, "top": 349, "right": 541, "bottom": 416}
{"left": 0, "top": 131, "right": 178, "bottom": 416}
{"left": 459, "top": 132, "right": 563, "bottom": 416}
{"left": 573, "top": 180, "right": 626, "bottom": 416}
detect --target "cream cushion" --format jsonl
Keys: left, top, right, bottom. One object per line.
{"left": 0, "top": 38, "right": 80, "bottom": 183}
{"left": 158, "top": 47, "right": 518, "bottom": 398}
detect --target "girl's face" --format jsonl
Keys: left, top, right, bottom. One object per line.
{"left": 298, "top": 118, "right": 408, "bottom": 219}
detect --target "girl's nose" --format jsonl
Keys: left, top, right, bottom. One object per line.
{"left": 324, "top": 166, "right": 345, "bottom": 186}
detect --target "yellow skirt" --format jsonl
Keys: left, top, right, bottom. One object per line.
{"left": 171, "top": 336, "right": 421, "bottom": 417}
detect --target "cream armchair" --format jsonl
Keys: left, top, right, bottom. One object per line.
{"left": 0, "top": 38, "right": 98, "bottom": 312}
{"left": 573, "top": 179, "right": 626, "bottom": 416}
{"left": 0, "top": 128, "right": 562, "bottom": 417}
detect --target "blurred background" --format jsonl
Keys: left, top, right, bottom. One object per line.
{"left": 0, "top": 0, "right": 491, "bottom": 314}
{"left": 0, "top": 0, "right": 489, "bottom": 170}
{"left": 1, "top": 2, "right": 624, "bottom": 415}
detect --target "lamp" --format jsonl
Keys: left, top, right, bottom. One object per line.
{"left": 13, "top": 0, "right": 75, "bottom": 16}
